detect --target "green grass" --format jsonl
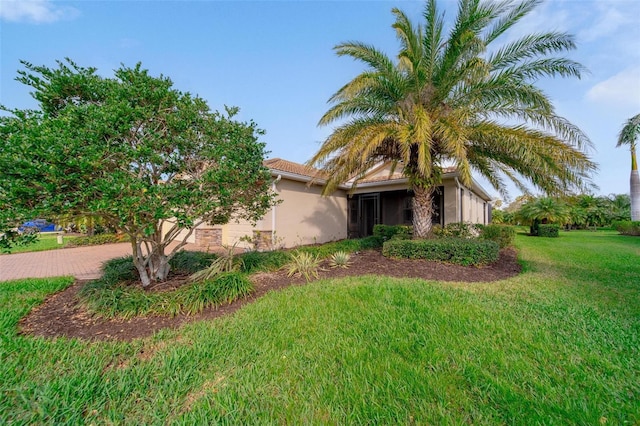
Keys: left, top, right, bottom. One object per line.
{"left": 1, "top": 233, "right": 79, "bottom": 254}
{"left": 1, "top": 230, "right": 639, "bottom": 423}
{"left": 0, "top": 234, "right": 83, "bottom": 255}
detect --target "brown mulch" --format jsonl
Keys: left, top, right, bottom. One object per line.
{"left": 19, "top": 249, "right": 521, "bottom": 342}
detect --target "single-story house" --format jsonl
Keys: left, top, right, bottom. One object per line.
{"left": 165, "top": 158, "right": 492, "bottom": 250}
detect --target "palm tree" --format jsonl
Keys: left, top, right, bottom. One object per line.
{"left": 518, "top": 197, "right": 570, "bottom": 224}
{"left": 309, "top": 0, "right": 596, "bottom": 237}
{"left": 518, "top": 197, "right": 570, "bottom": 234}
{"left": 617, "top": 113, "right": 640, "bottom": 221}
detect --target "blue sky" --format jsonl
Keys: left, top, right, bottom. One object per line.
{"left": 1, "top": 0, "right": 639, "bottom": 202}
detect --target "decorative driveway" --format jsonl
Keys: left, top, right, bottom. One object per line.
{"left": 0, "top": 243, "right": 133, "bottom": 281}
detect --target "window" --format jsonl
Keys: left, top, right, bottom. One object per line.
{"left": 402, "top": 196, "right": 413, "bottom": 224}
{"left": 349, "top": 198, "right": 358, "bottom": 225}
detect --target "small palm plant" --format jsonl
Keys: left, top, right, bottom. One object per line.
{"left": 190, "top": 244, "right": 242, "bottom": 283}
{"left": 285, "top": 251, "right": 323, "bottom": 282}
{"left": 328, "top": 251, "right": 352, "bottom": 269}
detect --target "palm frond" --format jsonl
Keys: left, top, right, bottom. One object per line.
{"left": 617, "top": 113, "right": 640, "bottom": 148}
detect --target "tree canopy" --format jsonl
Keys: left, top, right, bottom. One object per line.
{"left": 309, "top": 0, "right": 596, "bottom": 237}
{"left": 0, "top": 59, "right": 275, "bottom": 286}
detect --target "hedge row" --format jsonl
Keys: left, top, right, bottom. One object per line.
{"left": 66, "top": 233, "right": 130, "bottom": 247}
{"left": 480, "top": 224, "right": 516, "bottom": 248}
{"left": 373, "top": 224, "right": 412, "bottom": 241}
{"left": 382, "top": 238, "right": 499, "bottom": 266}
{"left": 538, "top": 224, "right": 560, "bottom": 238}
{"left": 612, "top": 220, "right": 640, "bottom": 236}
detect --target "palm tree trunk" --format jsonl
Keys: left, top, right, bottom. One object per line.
{"left": 631, "top": 147, "right": 639, "bottom": 221}
{"left": 412, "top": 185, "right": 434, "bottom": 238}
{"left": 629, "top": 146, "right": 640, "bottom": 221}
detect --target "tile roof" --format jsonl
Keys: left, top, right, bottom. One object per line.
{"left": 264, "top": 158, "right": 327, "bottom": 180}
{"left": 357, "top": 166, "right": 458, "bottom": 184}
{"left": 264, "top": 158, "right": 458, "bottom": 185}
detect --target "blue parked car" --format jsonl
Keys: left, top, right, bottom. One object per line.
{"left": 19, "top": 219, "right": 58, "bottom": 233}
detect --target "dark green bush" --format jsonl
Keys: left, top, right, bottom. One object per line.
{"left": 431, "top": 222, "right": 482, "bottom": 239}
{"left": 298, "top": 236, "right": 383, "bottom": 257}
{"left": 358, "top": 235, "right": 384, "bottom": 249}
{"left": 170, "top": 250, "right": 217, "bottom": 273}
{"left": 80, "top": 258, "right": 253, "bottom": 318}
{"left": 373, "top": 224, "right": 412, "bottom": 241}
{"left": 67, "top": 233, "right": 129, "bottom": 247}
{"left": 99, "top": 256, "right": 138, "bottom": 285}
{"left": 538, "top": 224, "right": 560, "bottom": 238}
{"left": 180, "top": 272, "right": 253, "bottom": 314}
{"left": 612, "top": 221, "right": 640, "bottom": 236}
{"left": 480, "top": 224, "right": 516, "bottom": 248}
{"left": 240, "top": 250, "right": 290, "bottom": 273}
{"left": 382, "top": 238, "right": 499, "bottom": 266}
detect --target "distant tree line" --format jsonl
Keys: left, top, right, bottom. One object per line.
{"left": 492, "top": 194, "right": 632, "bottom": 230}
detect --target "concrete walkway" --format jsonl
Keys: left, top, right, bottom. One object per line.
{"left": 0, "top": 242, "right": 209, "bottom": 282}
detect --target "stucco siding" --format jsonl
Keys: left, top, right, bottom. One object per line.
{"left": 273, "top": 179, "right": 347, "bottom": 247}
{"left": 442, "top": 181, "right": 459, "bottom": 225}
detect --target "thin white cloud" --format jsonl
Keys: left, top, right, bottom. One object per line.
{"left": 0, "top": 0, "right": 79, "bottom": 24}
{"left": 578, "top": 6, "right": 634, "bottom": 42}
{"left": 586, "top": 67, "right": 640, "bottom": 108}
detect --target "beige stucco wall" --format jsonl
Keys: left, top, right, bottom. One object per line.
{"left": 439, "top": 180, "right": 489, "bottom": 225}
{"left": 270, "top": 178, "right": 347, "bottom": 248}
{"left": 212, "top": 178, "right": 346, "bottom": 249}
{"left": 442, "top": 180, "right": 460, "bottom": 225}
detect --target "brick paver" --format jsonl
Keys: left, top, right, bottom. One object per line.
{"left": 0, "top": 243, "right": 133, "bottom": 281}
{"left": 0, "top": 242, "right": 209, "bottom": 282}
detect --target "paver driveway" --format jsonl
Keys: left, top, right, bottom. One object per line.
{"left": 0, "top": 243, "right": 133, "bottom": 281}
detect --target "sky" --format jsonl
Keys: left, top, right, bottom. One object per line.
{"left": 1, "top": 0, "right": 639, "bottom": 202}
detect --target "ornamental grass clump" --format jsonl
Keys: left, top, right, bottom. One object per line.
{"left": 190, "top": 244, "right": 242, "bottom": 283}
{"left": 328, "top": 251, "right": 352, "bottom": 269}
{"left": 285, "top": 251, "right": 323, "bottom": 282}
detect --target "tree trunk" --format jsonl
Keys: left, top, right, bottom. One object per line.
{"left": 131, "top": 237, "right": 171, "bottom": 288}
{"left": 631, "top": 148, "right": 640, "bottom": 221}
{"left": 412, "top": 185, "right": 434, "bottom": 238}
{"left": 631, "top": 170, "right": 640, "bottom": 221}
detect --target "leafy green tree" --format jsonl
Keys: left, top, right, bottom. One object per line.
{"left": 0, "top": 59, "right": 275, "bottom": 287}
{"left": 309, "top": 0, "right": 596, "bottom": 237}
{"left": 607, "top": 193, "right": 631, "bottom": 222}
{"left": 617, "top": 113, "right": 640, "bottom": 221}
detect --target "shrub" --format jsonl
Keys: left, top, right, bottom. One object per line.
{"left": 99, "top": 256, "right": 138, "bottom": 285}
{"left": 480, "top": 224, "right": 516, "bottom": 248}
{"left": 180, "top": 272, "right": 253, "bottom": 315}
{"left": 538, "top": 224, "right": 560, "bottom": 238}
{"left": 240, "top": 250, "right": 290, "bottom": 273}
{"left": 613, "top": 221, "right": 640, "bottom": 236}
{"left": 373, "top": 224, "right": 412, "bottom": 241}
{"left": 170, "top": 251, "right": 217, "bottom": 273}
{"left": 285, "top": 251, "right": 323, "bottom": 282}
{"left": 382, "top": 238, "right": 499, "bottom": 266}
{"left": 357, "top": 235, "right": 384, "bottom": 249}
{"left": 79, "top": 259, "right": 253, "bottom": 318}
{"left": 190, "top": 245, "right": 242, "bottom": 283}
{"left": 66, "top": 233, "right": 129, "bottom": 247}
{"left": 431, "top": 222, "right": 482, "bottom": 239}
{"left": 297, "top": 236, "right": 383, "bottom": 257}
{"left": 328, "top": 251, "right": 352, "bottom": 268}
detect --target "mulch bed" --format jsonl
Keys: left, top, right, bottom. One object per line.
{"left": 19, "top": 249, "right": 521, "bottom": 342}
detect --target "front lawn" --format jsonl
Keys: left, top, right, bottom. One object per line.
{"left": 1, "top": 230, "right": 638, "bottom": 423}
{"left": 1, "top": 233, "right": 78, "bottom": 254}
